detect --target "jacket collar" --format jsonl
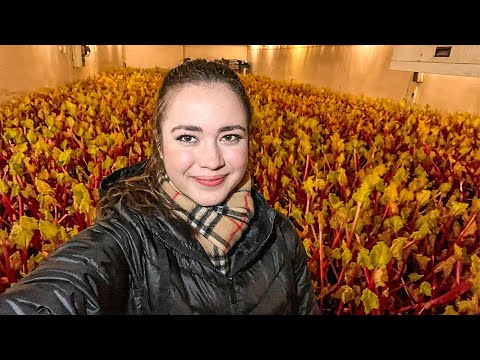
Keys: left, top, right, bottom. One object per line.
{"left": 229, "top": 189, "right": 276, "bottom": 275}
{"left": 99, "top": 159, "right": 148, "bottom": 198}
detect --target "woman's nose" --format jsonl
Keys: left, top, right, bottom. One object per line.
{"left": 198, "top": 143, "right": 225, "bottom": 170}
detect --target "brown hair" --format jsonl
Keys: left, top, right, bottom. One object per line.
{"left": 96, "top": 59, "right": 253, "bottom": 222}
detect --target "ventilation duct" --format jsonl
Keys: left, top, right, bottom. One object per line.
{"left": 389, "top": 45, "right": 480, "bottom": 77}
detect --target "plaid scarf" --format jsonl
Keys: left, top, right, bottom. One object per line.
{"left": 160, "top": 174, "right": 255, "bottom": 275}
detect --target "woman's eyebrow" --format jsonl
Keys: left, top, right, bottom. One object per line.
{"left": 170, "top": 125, "right": 246, "bottom": 133}
{"left": 171, "top": 125, "right": 202, "bottom": 133}
{"left": 218, "top": 125, "right": 246, "bottom": 133}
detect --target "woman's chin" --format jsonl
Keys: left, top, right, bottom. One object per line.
{"left": 193, "top": 196, "right": 226, "bottom": 207}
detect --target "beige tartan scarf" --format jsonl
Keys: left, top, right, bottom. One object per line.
{"left": 160, "top": 174, "right": 255, "bottom": 275}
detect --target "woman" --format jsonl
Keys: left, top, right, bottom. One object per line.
{"left": 0, "top": 59, "right": 320, "bottom": 315}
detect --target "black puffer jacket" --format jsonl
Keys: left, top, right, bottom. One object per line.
{"left": 0, "top": 163, "right": 320, "bottom": 315}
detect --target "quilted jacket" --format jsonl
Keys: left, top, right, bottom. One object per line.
{"left": 0, "top": 162, "right": 320, "bottom": 315}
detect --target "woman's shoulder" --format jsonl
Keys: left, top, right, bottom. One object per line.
{"left": 68, "top": 201, "right": 154, "bottom": 259}
{"left": 95, "top": 199, "right": 156, "bottom": 238}
{"left": 251, "top": 188, "right": 299, "bottom": 241}
{"left": 99, "top": 159, "right": 148, "bottom": 198}
{"left": 272, "top": 209, "right": 299, "bottom": 242}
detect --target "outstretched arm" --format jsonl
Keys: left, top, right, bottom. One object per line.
{"left": 0, "top": 224, "right": 129, "bottom": 315}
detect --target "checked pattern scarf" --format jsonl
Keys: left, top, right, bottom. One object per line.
{"left": 160, "top": 174, "right": 255, "bottom": 275}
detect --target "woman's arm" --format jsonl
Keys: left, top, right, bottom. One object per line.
{"left": 0, "top": 223, "right": 130, "bottom": 315}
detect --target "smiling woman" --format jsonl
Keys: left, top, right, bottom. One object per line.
{"left": 0, "top": 59, "right": 320, "bottom": 315}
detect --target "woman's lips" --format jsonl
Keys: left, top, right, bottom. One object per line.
{"left": 194, "top": 176, "right": 226, "bottom": 187}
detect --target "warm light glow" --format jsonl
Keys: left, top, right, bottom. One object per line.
{"left": 251, "top": 45, "right": 317, "bottom": 50}
{"left": 356, "top": 45, "right": 376, "bottom": 53}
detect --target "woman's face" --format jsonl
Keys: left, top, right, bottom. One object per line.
{"left": 160, "top": 83, "right": 249, "bottom": 206}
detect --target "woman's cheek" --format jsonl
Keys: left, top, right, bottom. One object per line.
{"left": 163, "top": 148, "right": 194, "bottom": 172}
{"left": 226, "top": 146, "right": 248, "bottom": 168}
{"left": 174, "top": 152, "right": 196, "bottom": 170}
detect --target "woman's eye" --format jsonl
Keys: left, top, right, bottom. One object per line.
{"left": 222, "top": 134, "right": 242, "bottom": 143}
{"left": 176, "top": 135, "right": 197, "bottom": 143}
